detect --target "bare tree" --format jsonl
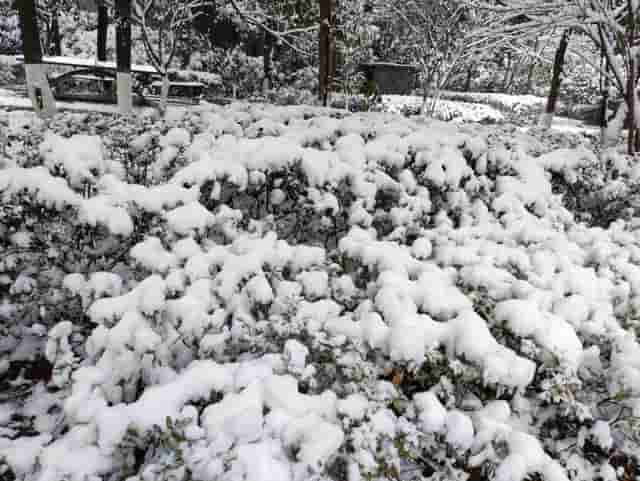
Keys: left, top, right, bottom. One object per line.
{"left": 472, "top": 0, "right": 640, "bottom": 153}
{"left": 18, "top": 0, "right": 57, "bottom": 117}
{"left": 135, "top": 0, "right": 208, "bottom": 112}
{"left": 374, "top": 0, "right": 480, "bottom": 115}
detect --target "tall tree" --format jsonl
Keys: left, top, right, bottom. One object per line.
{"left": 17, "top": 0, "right": 56, "bottom": 117}
{"left": 116, "top": 0, "right": 132, "bottom": 114}
{"left": 97, "top": 1, "right": 109, "bottom": 61}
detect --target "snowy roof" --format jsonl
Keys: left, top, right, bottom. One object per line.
{"left": 16, "top": 55, "right": 159, "bottom": 74}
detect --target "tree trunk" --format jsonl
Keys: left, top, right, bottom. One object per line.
{"left": 18, "top": 0, "right": 56, "bottom": 117}
{"left": 262, "top": 29, "right": 272, "bottom": 94}
{"left": 525, "top": 38, "right": 539, "bottom": 94}
{"left": 116, "top": 0, "right": 132, "bottom": 115}
{"left": 627, "top": 57, "right": 637, "bottom": 155}
{"left": 421, "top": 68, "right": 436, "bottom": 116}
{"left": 319, "top": 0, "right": 329, "bottom": 105}
{"left": 159, "top": 74, "right": 170, "bottom": 112}
{"left": 627, "top": 0, "right": 638, "bottom": 155}
{"left": 599, "top": 49, "right": 610, "bottom": 149}
{"left": 464, "top": 66, "right": 474, "bottom": 92}
{"left": 502, "top": 53, "right": 512, "bottom": 92}
{"left": 540, "top": 29, "right": 570, "bottom": 130}
{"left": 51, "top": 11, "right": 61, "bottom": 56}
{"left": 319, "top": 0, "right": 335, "bottom": 106}
{"left": 328, "top": 2, "right": 337, "bottom": 106}
{"left": 97, "top": 2, "right": 108, "bottom": 62}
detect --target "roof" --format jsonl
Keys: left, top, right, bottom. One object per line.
{"left": 16, "top": 55, "right": 159, "bottom": 74}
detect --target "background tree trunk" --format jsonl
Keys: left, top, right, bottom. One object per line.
{"left": 540, "top": 29, "right": 570, "bottom": 129}
{"left": 160, "top": 74, "right": 170, "bottom": 112}
{"left": 501, "top": 52, "right": 512, "bottom": 91}
{"left": 319, "top": 0, "right": 335, "bottom": 106}
{"left": 97, "top": 2, "right": 109, "bottom": 62}
{"left": 51, "top": 11, "right": 61, "bottom": 56}
{"left": 328, "top": 2, "right": 336, "bottom": 105}
{"left": 464, "top": 65, "right": 474, "bottom": 92}
{"left": 599, "top": 49, "right": 610, "bottom": 149}
{"left": 319, "top": 0, "right": 329, "bottom": 105}
{"left": 263, "top": 29, "right": 272, "bottom": 94}
{"left": 627, "top": 0, "right": 638, "bottom": 154}
{"left": 116, "top": 0, "right": 133, "bottom": 114}
{"left": 18, "top": 0, "right": 56, "bottom": 117}
{"left": 525, "top": 39, "right": 539, "bottom": 94}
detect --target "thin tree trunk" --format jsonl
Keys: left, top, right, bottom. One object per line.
{"left": 319, "top": 0, "right": 330, "bottom": 105}
{"left": 525, "top": 38, "right": 539, "bottom": 94}
{"left": 421, "top": 68, "right": 430, "bottom": 115}
{"left": 627, "top": 58, "right": 637, "bottom": 155}
{"left": 263, "top": 29, "right": 272, "bottom": 94}
{"left": 328, "top": 1, "right": 337, "bottom": 106}
{"left": 18, "top": 0, "right": 56, "bottom": 117}
{"left": 599, "top": 48, "right": 609, "bottom": 149}
{"left": 319, "top": 0, "right": 335, "bottom": 106}
{"left": 502, "top": 53, "right": 512, "bottom": 91}
{"left": 540, "top": 29, "right": 570, "bottom": 129}
{"left": 464, "top": 66, "right": 474, "bottom": 92}
{"left": 116, "top": 0, "right": 132, "bottom": 115}
{"left": 627, "top": 0, "right": 637, "bottom": 155}
{"left": 97, "top": 2, "right": 108, "bottom": 62}
{"left": 45, "top": 17, "right": 52, "bottom": 55}
{"left": 160, "top": 74, "right": 170, "bottom": 112}
{"left": 51, "top": 11, "right": 61, "bottom": 56}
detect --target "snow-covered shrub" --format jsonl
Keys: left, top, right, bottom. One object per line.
{"left": 379, "top": 95, "right": 505, "bottom": 123}
{"left": 1, "top": 103, "right": 640, "bottom": 481}
{"left": 0, "top": 12, "right": 20, "bottom": 55}
{"left": 438, "top": 91, "right": 548, "bottom": 120}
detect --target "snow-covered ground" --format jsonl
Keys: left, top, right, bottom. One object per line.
{"left": 1, "top": 103, "right": 640, "bottom": 481}
{"left": 0, "top": 87, "right": 214, "bottom": 115}
{"left": 0, "top": 89, "right": 125, "bottom": 114}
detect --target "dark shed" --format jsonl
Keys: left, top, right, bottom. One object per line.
{"left": 359, "top": 62, "right": 419, "bottom": 95}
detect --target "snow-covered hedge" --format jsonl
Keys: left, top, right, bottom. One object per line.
{"left": 437, "top": 92, "right": 548, "bottom": 116}
{"left": 1, "top": 104, "right": 640, "bottom": 481}
{"left": 379, "top": 95, "right": 505, "bottom": 123}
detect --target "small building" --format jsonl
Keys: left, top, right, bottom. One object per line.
{"left": 359, "top": 62, "right": 420, "bottom": 95}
